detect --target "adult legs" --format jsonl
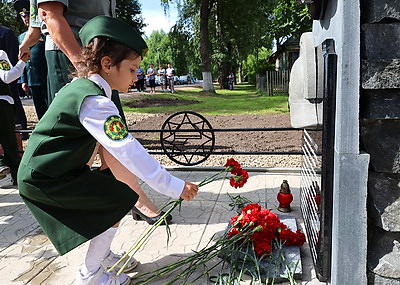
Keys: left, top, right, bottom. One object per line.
{"left": 0, "top": 100, "right": 21, "bottom": 182}
{"left": 168, "top": 77, "right": 174, "bottom": 93}
{"left": 139, "top": 79, "right": 145, "bottom": 92}
{"left": 30, "top": 85, "right": 48, "bottom": 119}
{"left": 45, "top": 50, "right": 72, "bottom": 105}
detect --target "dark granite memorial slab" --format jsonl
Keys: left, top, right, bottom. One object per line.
{"left": 361, "top": 23, "right": 400, "bottom": 60}
{"left": 367, "top": 171, "right": 400, "bottom": 231}
{"left": 361, "top": 0, "right": 400, "bottom": 23}
{"left": 360, "top": 119, "right": 400, "bottom": 173}
{"left": 360, "top": 90, "right": 400, "bottom": 119}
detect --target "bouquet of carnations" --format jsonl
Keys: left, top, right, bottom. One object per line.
{"left": 111, "top": 158, "right": 306, "bottom": 284}
{"left": 110, "top": 158, "right": 249, "bottom": 275}
{"left": 130, "top": 201, "right": 306, "bottom": 284}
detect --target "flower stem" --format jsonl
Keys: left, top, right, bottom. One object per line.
{"left": 108, "top": 198, "right": 183, "bottom": 274}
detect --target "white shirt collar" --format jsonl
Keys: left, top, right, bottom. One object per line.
{"left": 88, "top": 74, "right": 112, "bottom": 99}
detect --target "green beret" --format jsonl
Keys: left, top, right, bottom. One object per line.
{"left": 79, "top": 16, "right": 148, "bottom": 58}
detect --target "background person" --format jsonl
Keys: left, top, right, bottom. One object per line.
{"left": 0, "top": 46, "right": 30, "bottom": 184}
{"left": 147, "top": 63, "right": 156, "bottom": 93}
{"left": 17, "top": 16, "right": 199, "bottom": 284}
{"left": 14, "top": 0, "right": 48, "bottom": 119}
{"left": 166, "top": 63, "right": 175, "bottom": 93}
{"left": 228, "top": 72, "right": 235, "bottom": 90}
{"left": 19, "top": 0, "right": 117, "bottom": 105}
{"left": 0, "top": 25, "right": 28, "bottom": 137}
{"left": 136, "top": 66, "right": 145, "bottom": 92}
{"left": 157, "top": 64, "right": 167, "bottom": 93}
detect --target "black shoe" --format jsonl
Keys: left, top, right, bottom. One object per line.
{"left": 131, "top": 206, "right": 172, "bottom": 225}
{"left": 21, "top": 133, "right": 30, "bottom": 140}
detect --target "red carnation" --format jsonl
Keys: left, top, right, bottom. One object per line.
{"left": 229, "top": 169, "right": 249, "bottom": 188}
{"left": 225, "top": 158, "right": 242, "bottom": 174}
{"left": 279, "top": 229, "right": 306, "bottom": 246}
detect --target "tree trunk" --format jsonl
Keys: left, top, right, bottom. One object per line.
{"left": 200, "top": 0, "right": 215, "bottom": 92}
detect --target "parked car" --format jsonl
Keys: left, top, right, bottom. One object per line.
{"left": 178, "top": 75, "right": 191, "bottom": 85}
{"left": 173, "top": 76, "right": 180, "bottom": 85}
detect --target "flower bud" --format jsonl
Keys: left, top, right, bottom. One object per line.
{"left": 226, "top": 165, "right": 235, "bottom": 172}
{"left": 253, "top": 225, "right": 263, "bottom": 232}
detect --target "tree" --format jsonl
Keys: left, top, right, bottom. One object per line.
{"left": 0, "top": 1, "right": 25, "bottom": 36}
{"left": 212, "top": 0, "right": 273, "bottom": 88}
{"left": 162, "top": 0, "right": 215, "bottom": 93}
{"left": 141, "top": 30, "right": 173, "bottom": 69}
{"left": 266, "top": 0, "right": 312, "bottom": 46}
{"left": 161, "top": 0, "right": 311, "bottom": 90}
{"left": 116, "top": 0, "right": 146, "bottom": 33}
{"left": 198, "top": 0, "right": 215, "bottom": 92}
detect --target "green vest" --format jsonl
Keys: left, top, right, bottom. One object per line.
{"left": 0, "top": 78, "right": 10, "bottom": 96}
{"left": 21, "top": 78, "right": 104, "bottom": 177}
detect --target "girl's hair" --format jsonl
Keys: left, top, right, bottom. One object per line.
{"left": 75, "top": 36, "right": 140, "bottom": 78}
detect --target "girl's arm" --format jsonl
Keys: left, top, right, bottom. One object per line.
{"left": 80, "top": 96, "right": 185, "bottom": 199}
{"left": 0, "top": 50, "right": 28, "bottom": 84}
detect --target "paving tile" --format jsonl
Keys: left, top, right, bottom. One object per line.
{"left": 0, "top": 170, "right": 325, "bottom": 285}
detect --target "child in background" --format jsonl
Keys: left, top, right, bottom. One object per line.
{"left": 17, "top": 16, "right": 199, "bottom": 285}
{"left": 0, "top": 48, "right": 29, "bottom": 183}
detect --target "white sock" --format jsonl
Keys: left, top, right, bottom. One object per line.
{"left": 81, "top": 227, "right": 118, "bottom": 277}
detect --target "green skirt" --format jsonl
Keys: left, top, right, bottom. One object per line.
{"left": 18, "top": 164, "right": 138, "bottom": 255}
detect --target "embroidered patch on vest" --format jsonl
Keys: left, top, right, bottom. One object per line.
{"left": 104, "top": 116, "right": 128, "bottom": 140}
{"left": 0, "top": 60, "right": 11, "bottom": 71}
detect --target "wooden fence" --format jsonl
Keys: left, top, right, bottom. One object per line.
{"left": 257, "top": 70, "right": 290, "bottom": 96}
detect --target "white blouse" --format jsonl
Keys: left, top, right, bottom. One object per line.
{"left": 79, "top": 74, "right": 184, "bottom": 199}
{"left": 0, "top": 50, "right": 26, "bottom": 104}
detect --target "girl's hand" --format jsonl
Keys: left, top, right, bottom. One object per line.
{"left": 180, "top": 182, "right": 199, "bottom": 201}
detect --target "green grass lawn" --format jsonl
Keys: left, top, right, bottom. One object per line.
{"left": 122, "top": 83, "right": 289, "bottom": 115}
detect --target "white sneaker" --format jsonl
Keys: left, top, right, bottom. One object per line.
{"left": 103, "top": 251, "right": 138, "bottom": 273}
{"left": 75, "top": 265, "right": 130, "bottom": 285}
{"left": 0, "top": 166, "right": 10, "bottom": 180}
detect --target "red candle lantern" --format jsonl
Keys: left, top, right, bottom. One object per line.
{"left": 277, "top": 180, "right": 293, "bottom": 212}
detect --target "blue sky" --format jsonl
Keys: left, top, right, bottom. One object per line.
{"left": 139, "top": 0, "right": 178, "bottom": 37}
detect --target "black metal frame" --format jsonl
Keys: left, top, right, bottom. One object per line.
{"left": 16, "top": 116, "right": 321, "bottom": 165}
{"left": 316, "top": 38, "right": 336, "bottom": 281}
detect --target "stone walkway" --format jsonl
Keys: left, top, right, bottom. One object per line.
{"left": 0, "top": 169, "right": 326, "bottom": 285}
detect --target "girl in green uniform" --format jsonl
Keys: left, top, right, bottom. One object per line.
{"left": 17, "top": 16, "right": 199, "bottom": 285}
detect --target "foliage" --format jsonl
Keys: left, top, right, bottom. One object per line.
{"left": 115, "top": 0, "right": 146, "bottom": 33}
{"left": 160, "top": 0, "right": 311, "bottom": 90}
{"left": 168, "top": 22, "right": 201, "bottom": 77}
{"left": 242, "top": 47, "right": 275, "bottom": 85}
{"left": 122, "top": 84, "right": 289, "bottom": 115}
{"left": 141, "top": 30, "right": 173, "bottom": 70}
{"left": 210, "top": 0, "right": 274, "bottom": 87}
{"left": 0, "top": 1, "right": 26, "bottom": 36}
{"left": 0, "top": 0, "right": 145, "bottom": 39}
{"left": 266, "top": 0, "right": 312, "bottom": 46}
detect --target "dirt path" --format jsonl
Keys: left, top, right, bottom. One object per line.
{"left": 22, "top": 87, "right": 315, "bottom": 167}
